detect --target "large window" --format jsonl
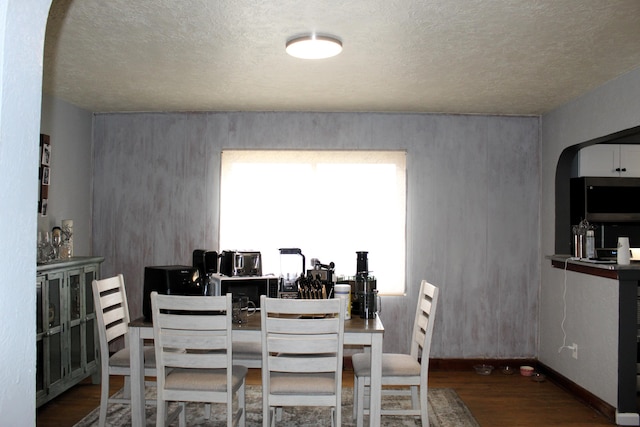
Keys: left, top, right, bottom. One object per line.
{"left": 219, "top": 150, "right": 406, "bottom": 295}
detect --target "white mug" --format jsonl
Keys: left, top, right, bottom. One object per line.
{"left": 617, "top": 237, "right": 631, "bottom": 265}
{"left": 334, "top": 284, "right": 351, "bottom": 320}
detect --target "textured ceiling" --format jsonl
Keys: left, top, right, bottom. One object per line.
{"left": 43, "top": 0, "right": 640, "bottom": 115}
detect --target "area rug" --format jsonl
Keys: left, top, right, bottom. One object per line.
{"left": 74, "top": 386, "right": 479, "bottom": 427}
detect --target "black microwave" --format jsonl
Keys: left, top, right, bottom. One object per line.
{"left": 209, "top": 274, "right": 279, "bottom": 309}
{"left": 571, "top": 177, "right": 640, "bottom": 224}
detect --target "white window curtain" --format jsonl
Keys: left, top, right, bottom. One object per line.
{"left": 219, "top": 150, "right": 406, "bottom": 295}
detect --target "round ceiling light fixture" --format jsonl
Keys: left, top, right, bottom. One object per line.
{"left": 286, "top": 34, "right": 343, "bottom": 59}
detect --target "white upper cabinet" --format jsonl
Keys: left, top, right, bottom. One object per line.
{"left": 579, "top": 144, "right": 640, "bottom": 177}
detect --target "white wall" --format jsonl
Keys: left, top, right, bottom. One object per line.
{"left": 39, "top": 94, "right": 94, "bottom": 256}
{"left": 0, "top": 0, "right": 52, "bottom": 425}
{"left": 540, "top": 66, "right": 640, "bottom": 405}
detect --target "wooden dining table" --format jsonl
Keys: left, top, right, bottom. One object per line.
{"left": 128, "top": 311, "right": 384, "bottom": 426}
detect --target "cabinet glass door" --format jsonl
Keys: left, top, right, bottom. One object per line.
{"left": 85, "top": 317, "right": 96, "bottom": 367}
{"left": 85, "top": 269, "right": 95, "bottom": 316}
{"left": 37, "top": 277, "right": 44, "bottom": 334}
{"left": 69, "top": 270, "right": 81, "bottom": 321}
{"left": 67, "top": 269, "right": 83, "bottom": 378}
{"left": 36, "top": 340, "right": 44, "bottom": 397}
{"left": 45, "top": 272, "right": 65, "bottom": 394}
{"left": 36, "top": 275, "right": 45, "bottom": 401}
{"left": 47, "top": 273, "right": 62, "bottom": 329}
{"left": 84, "top": 268, "right": 97, "bottom": 367}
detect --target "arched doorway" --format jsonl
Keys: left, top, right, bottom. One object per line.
{"left": 0, "top": 0, "right": 53, "bottom": 424}
{"left": 554, "top": 124, "right": 640, "bottom": 254}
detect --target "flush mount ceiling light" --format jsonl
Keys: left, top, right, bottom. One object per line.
{"left": 286, "top": 34, "right": 343, "bottom": 59}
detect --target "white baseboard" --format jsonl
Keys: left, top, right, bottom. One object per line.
{"left": 616, "top": 411, "right": 639, "bottom": 426}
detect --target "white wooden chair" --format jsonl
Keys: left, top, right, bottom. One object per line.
{"left": 151, "top": 292, "right": 247, "bottom": 427}
{"left": 260, "top": 296, "right": 345, "bottom": 427}
{"left": 92, "top": 274, "right": 157, "bottom": 427}
{"left": 352, "top": 280, "right": 439, "bottom": 427}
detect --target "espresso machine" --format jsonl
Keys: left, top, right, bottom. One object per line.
{"left": 353, "top": 251, "right": 378, "bottom": 318}
{"left": 192, "top": 249, "right": 218, "bottom": 295}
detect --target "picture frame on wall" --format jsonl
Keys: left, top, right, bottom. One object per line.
{"left": 40, "top": 199, "right": 48, "bottom": 217}
{"left": 39, "top": 134, "right": 51, "bottom": 216}
{"left": 42, "top": 166, "right": 50, "bottom": 186}
{"left": 41, "top": 142, "right": 51, "bottom": 166}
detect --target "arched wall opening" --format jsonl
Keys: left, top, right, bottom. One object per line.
{"left": 555, "top": 124, "right": 640, "bottom": 254}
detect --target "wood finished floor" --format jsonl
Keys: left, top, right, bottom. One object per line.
{"left": 36, "top": 369, "right": 616, "bottom": 426}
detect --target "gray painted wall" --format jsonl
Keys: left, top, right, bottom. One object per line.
{"left": 540, "top": 66, "right": 640, "bottom": 406}
{"left": 92, "top": 111, "right": 539, "bottom": 356}
{"left": 39, "top": 94, "right": 94, "bottom": 256}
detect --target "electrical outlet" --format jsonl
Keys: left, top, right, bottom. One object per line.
{"left": 572, "top": 343, "right": 578, "bottom": 359}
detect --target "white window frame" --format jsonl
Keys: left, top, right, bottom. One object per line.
{"left": 219, "top": 150, "right": 406, "bottom": 295}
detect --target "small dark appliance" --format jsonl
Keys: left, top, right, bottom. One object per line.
{"left": 193, "top": 249, "right": 218, "bottom": 274}
{"left": 353, "top": 251, "right": 378, "bottom": 318}
{"left": 570, "top": 177, "right": 640, "bottom": 223}
{"left": 204, "top": 251, "right": 218, "bottom": 274}
{"left": 192, "top": 249, "right": 207, "bottom": 277}
{"left": 209, "top": 273, "right": 279, "bottom": 309}
{"left": 219, "top": 250, "right": 262, "bottom": 277}
{"left": 142, "top": 265, "right": 204, "bottom": 320}
{"left": 193, "top": 249, "right": 218, "bottom": 296}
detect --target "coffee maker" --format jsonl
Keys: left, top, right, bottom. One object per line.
{"left": 192, "top": 249, "right": 218, "bottom": 295}
{"left": 353, "top": 251, "right": 378, "bottom": 318}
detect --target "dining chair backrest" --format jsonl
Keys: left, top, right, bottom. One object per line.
{"left": 352, "top": 279, "right": 439, "bottom": 427}
{"left": 260, "top": 295, "right": 345, "bottom": 427}
{"left": 93, "top": 274, "right": 131, "bottom": 354}
{"left": 152, "top": 292, "right": 233, "bottom": 384}
{"left": 93, "top": 274, "right": 158, "bottom": 427}
{"left": 151, "top": 292, "right": 247, "bottom": 427}
{"left": 411, "top": 280, "right": 439, "bottom": 377}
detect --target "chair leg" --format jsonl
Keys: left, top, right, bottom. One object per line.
{"left": 352, "top": 375, "right": 357, "bottom": 421}
{"left": 420, "top": 385, "right": 428, "bottom": 427}
{"left": 263, "top": 397, "right": 270, "bottom": 427}
{"left": 178, "top": 402, "right": 187, "bottom": 427}
{"left": 156, "top": 399, "right": 166, "bottom": 427}
{"left": 98, "top": 370, "right": 109, "bottom": 427}
{"left": 227, "top": 396, "right": 233, "bottom": 427}
{"left": 270, "top": 407, "right": 276, "bottom": 426}
{"left": 356, "top": 377, "right": 366, "bottom": 427}
{"left": 239, "top": 381, "right": 246, "bottom": 427}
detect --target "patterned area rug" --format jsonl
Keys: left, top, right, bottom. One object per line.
{"left": 74, "top": 386, "right": 479, "bottom": 427}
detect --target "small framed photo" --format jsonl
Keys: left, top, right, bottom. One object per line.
{"left": 41, "top": 143, "right": 51, "bottom": 166}
{"left": 42, "top": 166, "right": 50, "bottom": 185}
{"left": 40, "top": 199, "right": 48, "bottom": 216}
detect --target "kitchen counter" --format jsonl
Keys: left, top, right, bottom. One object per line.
{"left": 548, "top": 254, "right": 640, "bottom": 280}
{"left": 549, "top": 254, "right": 640, "bottom": 418}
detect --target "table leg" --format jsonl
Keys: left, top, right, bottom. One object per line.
{"left": 129, "top": 327, "right": 145, "bottom": 427}
{"left": 368, "top": 333, "right": 382, "bottom": 426}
